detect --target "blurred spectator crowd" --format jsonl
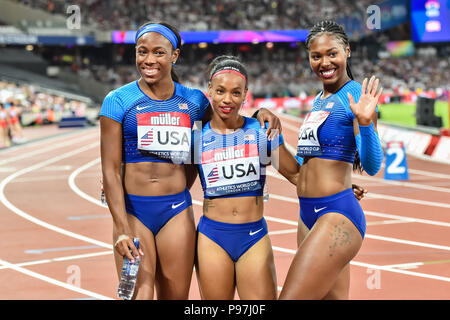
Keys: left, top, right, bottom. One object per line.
{"left": 0, "top": 80, "right": 88, "bottom": 148}
{"left": 75, "top": 44, "right": 450, "bottom": 100}
{"left": 15, "top": 0, "right": 374, "bottom": 31}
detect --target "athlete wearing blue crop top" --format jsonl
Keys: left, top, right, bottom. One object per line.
{"left": 280, "top": 21, "right": 384, "bottom": 300}
{"left": 100, "top": 22, "right": 282, "bottom": 300}
{"left": 193, "top": 56, "right": 301, "bottom": 300}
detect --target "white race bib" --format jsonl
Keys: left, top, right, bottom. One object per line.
{"left": 297, "top": 110, "right": 330, "bottom": 156}
{"left": 137, "top": 111, "right": 191, "bottom": 162}
{"left": 201, "top": 144, "right": 261, "bottom": 197}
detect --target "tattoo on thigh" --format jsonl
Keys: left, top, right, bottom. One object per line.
{"left": 328, "top": 221, "right": 351, "bottom": 257}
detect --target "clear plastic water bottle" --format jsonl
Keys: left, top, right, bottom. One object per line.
{"left": 117, "top": 237, "right": 140, "bottom": 300}
{"left": 263, "top": 184, "right": 269, "bottom": 202}
{"left": 100, "top": 179, "right": 107, "bottom": 207}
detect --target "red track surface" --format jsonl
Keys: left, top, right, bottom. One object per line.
{"left": 0, "top": 113, "right": 449, "bottom": 300}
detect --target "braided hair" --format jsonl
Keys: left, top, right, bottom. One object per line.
{"left": 306, "top": 20, "right": 354, "bottom": 81}
{"left": 306, "top": 20, "right": 363, "bottom": 173}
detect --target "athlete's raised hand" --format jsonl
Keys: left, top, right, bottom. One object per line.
{"left": 348, "top": 76, "right": 383, "bottom": 126}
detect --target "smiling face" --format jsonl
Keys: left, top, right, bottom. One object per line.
{"left": 208, "top": 72, "right": 247, "bottom": 123}
{"left": 135, "top": 32, "right": 179, "bottom": 85}
{"left": 308, "top": 33, "right": 351, "bottom": 90}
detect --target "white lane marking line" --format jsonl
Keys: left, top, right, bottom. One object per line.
{"left": 0, "top": 130, "right": 97, "bottom": 166}
{"left": 0, "top": 258, "right": 113, "bottom": 299}
{"left": 350, "top": 260, "right": 450, "bottom": 282}
{"left": 382, "top": 262, "right": 423, "bottom": 270}
{"left": 70, "top": 157, "right": 450, "bottom": 285}
{"left": 382, "top": 165, "right": 450, "bottom": 180}
{"left": 68, "top": 157, "right": 105, "bottom": 207}
{"left": 268, "top": 229, "right": 297, "bottom": 236}
{"left": 67, "top": 215, "right": 109, "bottom": 221}
{"left": 364, "top": 192, "right": 450, "bottom": 209}
{"left": 270, "top": 247, "right": 450, "bottom": 284}
{"left": 24, "top": 245, "right": 103, "bottom": 255}
{"left": 0, "top": 251, "right": 113, "bottom": 270}
{"left": 202, "top": 192, "right": 450, "bottom": 248}
{"left": 366, "top": 219, "right": 413, "bottom": 226}
{"left": 267, "top": 166, "right": 450, "bottom": 208}
{"left": 0, "top": 142, "right": 112, "bottom": 250}
{"left": 363, "top": 210, "right": 450, "bottom": 228}
{"left": 364, "top": 234, "right": 450, "bottom": 251}
{"left": 353, "top": 174, "right": 450, "bottom": 194}
{"left": 265, "top": 215, "right": 298, "bottom": 226}
{"left": 272, "top": 246, "right": 296, "bottom": 255}
{"left": 43, "top": 165, "right": 73, "bottom": 171}
{"left": 265, "top": 184, "right": 450, "bottom": 226}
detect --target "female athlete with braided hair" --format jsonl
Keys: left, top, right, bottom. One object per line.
{"left": 194, "top": 55, "right": 367, "bottom": 300}
{"left": 279, "top": 20, "right": 384, "bottom": 300}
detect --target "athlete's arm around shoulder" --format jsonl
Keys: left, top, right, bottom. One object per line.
{"left": 258, "top": 121, "right": 300, "bottom": 186}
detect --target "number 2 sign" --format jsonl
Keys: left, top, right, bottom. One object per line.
{"left": 384, "top": 141, "right": 409, "bottom": 180}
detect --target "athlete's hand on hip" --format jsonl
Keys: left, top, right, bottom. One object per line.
{"left": 348, "top": 75, "right": 383, "bottom": 126}
{"left": 257, "top": 108, "right": 282, "bottom": 140}
{"left": 352, "top": 184, "right": 367, "bottom": 201}
{"left": 114, "top": 234, "right": 144, "bottom": 263}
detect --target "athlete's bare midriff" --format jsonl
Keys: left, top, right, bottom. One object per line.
{"left": 203, "top": 196, "right": 264, "bottom": 224}
{"left": 297, "top": 157, "right": 353, "bottom": 198}
{"left": 123, "top": 161, "right": 187, "bottom": 196}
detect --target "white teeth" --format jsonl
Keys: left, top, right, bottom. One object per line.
{"left": 321, "top": 69, "right": 335, "bottom": 76}
{"left": 143, "top": 68, "right": 157, "bottom": 76}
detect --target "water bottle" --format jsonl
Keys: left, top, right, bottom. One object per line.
{"left": 263, "top": 184, "right": 269, "bottom": 202}
{"left": 100, "top": 179, "right": 107, "bottom": 207}
{"left": 117, "top": 237, "right": 140, "bottom": 300}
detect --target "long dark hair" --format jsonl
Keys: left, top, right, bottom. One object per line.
{"left": 306, "top": 20, "right": 363, "bottom": 173}
{"left": 136, "top": 21, "right": 182, "bottom": 83}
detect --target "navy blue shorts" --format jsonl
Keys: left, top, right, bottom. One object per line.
{"left": 124, "top": 188, "right": 192, "bottom": 235}
{"left": 197, "top": 216, "right": 268, "bottom": 262}
{"left": 299, "top": 188, "right": 366, "bottom": 238}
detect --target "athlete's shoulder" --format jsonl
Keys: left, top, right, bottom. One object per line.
{"left": 336, "top": 80, "right": 361, "bottom": 104}
{"left": 112, "top": 81, "right": 142, "bottom": 98}
{"left": 176, "top": 83, "right": 209, "bottom": 106}
{"left": 242, "top": 116, "right": 261, "bottom": 127}
{"left": 101, "top": 82, "right": 141, "bottom": 121}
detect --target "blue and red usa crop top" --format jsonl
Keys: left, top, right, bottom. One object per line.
{"left": 100, "top": 81, "right": 210, "bottom": 164}
{"left": 296, "top": 80, "right": 364, "bottom": 163}
{"left": 194, "top": 117, "right": 284, "bottom": 199}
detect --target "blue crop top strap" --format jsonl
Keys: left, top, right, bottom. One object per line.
{"left": 195, "top": 117, "right": 284, "bottom": 199}
{"left": 100, "top": 81, "right": 210, "bottom": 164}
{"left": 296, "top": 80, "right": 366, "bottom": 164}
